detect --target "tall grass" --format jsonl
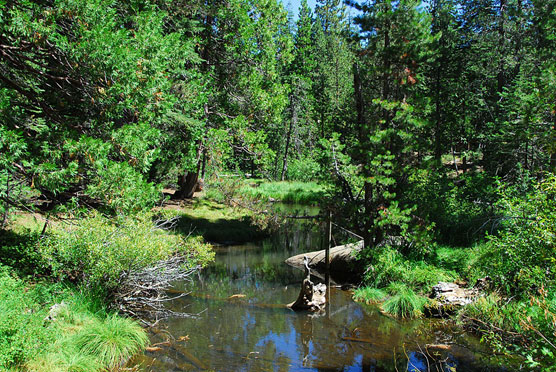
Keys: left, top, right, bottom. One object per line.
{"left": 73, "top": 314, "right": 148, "bottom": 368}
{"left": 240, "top": 181, "right": 326, "bottom": 205}
{"left": 381, "top": 283, "right": 428, "bottom": 319}
{"left": 353, "top": 287, "right": 387, "bottom": 304}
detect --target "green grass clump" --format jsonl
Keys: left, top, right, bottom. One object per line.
{"left": 364, "top": 246, "right": 457, "bottom": 292}
{"left": 72, "top": 314, "right": 148, "bottom": 369}
{"left": 0, "top": 265, "right": 148, "bottom": 372}
{"left": 353, "top": 287, "right": 387, "bottom": 304}
{"left": 381, "top": 283, "right": 428, "bottom": 319}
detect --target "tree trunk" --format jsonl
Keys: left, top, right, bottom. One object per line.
{"left": 281, "top": 93, "right": 297, "bottom": 181}
{"left": 173, "top": 171, "right": 199, "bottom": 199}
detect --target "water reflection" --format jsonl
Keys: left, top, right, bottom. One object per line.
{"left": 131, "top": 218, "right": 514, "bottom": 372}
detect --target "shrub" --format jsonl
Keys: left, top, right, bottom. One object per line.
{"left": 286, "top": 157, "right": 321, "bottom": 182}
{"left": 475, "top": 175, "right": 556, "bottom": 296}
{"left": 38, "top": 212, "right": 213, "bottom": 291}
{"left": 86, "top": 161, "right": 162, "bottom": 214}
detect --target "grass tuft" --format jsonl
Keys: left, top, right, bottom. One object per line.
{"left": 353, "top": 287, "right": 387, "bottom": 304}
{"left": 72, "top": 314, "right": 148, "bottom": 369}
{"left": 381, "top": 283, "right": 427, "bottom": 319}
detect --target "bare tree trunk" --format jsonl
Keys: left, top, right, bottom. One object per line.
{"left": 281, "top": 94, "right": 297, "bottom": 181}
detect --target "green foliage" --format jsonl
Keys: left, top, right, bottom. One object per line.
{"left": 0, "top": 264, "right": 149, "bottom": 371}
{"left": 86, "top": 161, "right": 161, "bottom": 214}
{"left": 353, "top": 287, "right": 387, "bottom": 304}
{"left": 381, "top": 282, "right": 427, "bottom": 319}
{"left": 363, "top": 246, "right": 457, "bottom": 291}
{"left": 240, "top": 180, "right": 326, "bottom": 205}
{"left": 286, "top": 157, "right": 321, "bottom": 182}
{"left": 72, "top": 314, "right": 148, "bottom": 369}
{"left": 38, "top": 212, "right": 214, "bottom": 291}
{"left": 0, "top": 267, "right": 55, "bottom": 369}
{"left": 475, "top": 175, "right": 556, "bottom": 296}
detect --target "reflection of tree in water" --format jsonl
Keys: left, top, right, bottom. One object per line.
{"left": 132, "top": 218, "right": 511, "bottom": 372}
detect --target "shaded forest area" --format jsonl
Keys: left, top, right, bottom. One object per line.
{"left": 1, "top": 0, "right": 556, "bottom": 370}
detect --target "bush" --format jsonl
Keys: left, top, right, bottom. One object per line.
{"left": 475, "top": 175, "right": 556, "bottom": 296}
{"left": 286, "top": 157, "right": 321, "bottom": 182}
{"left": 86, "top": 161, "right": 162, "bottom": 214}
{"left": 38, "top": 212, "right": 214, "bottom": 291}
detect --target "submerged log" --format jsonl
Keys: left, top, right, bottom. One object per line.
{"left": 288, "top": 256, "right": 326, "bottom": 311}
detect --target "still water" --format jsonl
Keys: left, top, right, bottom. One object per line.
{"left": 130, "top": 219, "right": 516, "bottom": 371}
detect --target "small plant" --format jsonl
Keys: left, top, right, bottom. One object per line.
{"left": 353, "top": 287, "right": 387, "bottom": 304}
{"left": 382, "top": 283, "right": 427, "bottom": 319}
{"left": 72, "top": 314, "right": 148, "bottom": 369}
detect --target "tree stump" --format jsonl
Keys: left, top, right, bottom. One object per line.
{"left": 288, "top": 256, "right": 326, "bottom": 311}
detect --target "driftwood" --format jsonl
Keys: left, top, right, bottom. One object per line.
{"left": 114, "top": 256, "right": 201, "bottom": 325}
{"left": 288, "top": 256, "right": 326, "bottom": 311}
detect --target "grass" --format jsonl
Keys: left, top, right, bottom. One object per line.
{"left": 165, "top": 199, "right": 267, "bottom": 244}
{"left": 72, "top": 314, "right": 148, "bottom": 368}
{"left": 381, "top": 283, "right": 428, "bottom": 319}
{"left": 364, "top": 246, "right": 458, "bottom": 292}
{"left": 353, "top": 287, "right": 387, "bottom": 304}
{"left": 239, "top": 180, "right": 327, "bottom": 205}
{"left": 0, "top": 265, "right": 148, "bottom": 372}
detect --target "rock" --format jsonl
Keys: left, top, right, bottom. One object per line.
{"left": 285, "top": 240, "right": 364, "bottom": 283}
{"left": 45, "top": 301, "right": 67, "bottom": 321}
{"left": 425, "top": 282, "right": 479, "bottom": 317}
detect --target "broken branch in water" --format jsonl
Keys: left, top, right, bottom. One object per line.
{"left": 114, "top": 255, "right": 202, "bottom": 325}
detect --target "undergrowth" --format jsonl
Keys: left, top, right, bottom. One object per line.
{"left": 0, "top": 267, "right": 148, "bottom": 372}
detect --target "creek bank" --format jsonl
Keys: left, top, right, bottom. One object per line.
{"left": 285, "top": 240, "right": 364, "bottom": 284}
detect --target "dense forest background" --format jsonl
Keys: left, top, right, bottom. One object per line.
{"left": 1, "top": 0, "right": 556, "bottom": 369}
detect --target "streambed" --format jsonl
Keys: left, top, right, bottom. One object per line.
{"left": 129, "top": 215, "right": 516, "bottom": 371}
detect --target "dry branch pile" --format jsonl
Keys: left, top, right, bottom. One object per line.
{"left": 114, "top": 256, "right": 201, "bottom": 325}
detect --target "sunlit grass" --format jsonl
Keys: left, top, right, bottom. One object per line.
{"left": 381, "top": 282, "right": 428, "bottom": 319}
{"left": 240, "top": 181, "right": 327, "bottom": 205}
{"left": 353, "top": 287, "right": 387, "bottom": 304}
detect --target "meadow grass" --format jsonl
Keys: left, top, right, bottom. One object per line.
{"left": 239, "top": 180, "right": 327, "bottom": 205}
{"left": 0, "top": 266, "right": 148, "bottom": 372}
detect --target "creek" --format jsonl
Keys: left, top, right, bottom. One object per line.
{"left": 130, "top": 207, "right": 516, "bottom": 371}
